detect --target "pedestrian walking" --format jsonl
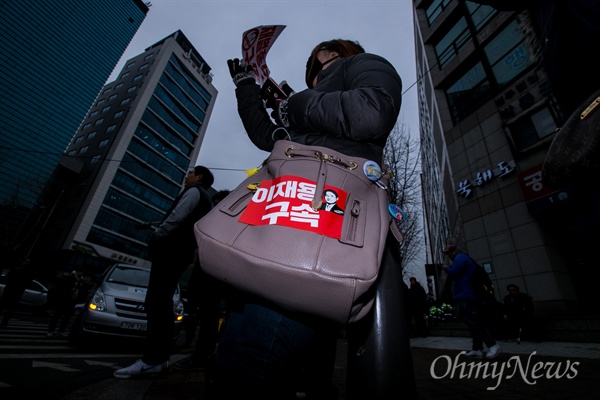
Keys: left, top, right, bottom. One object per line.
{"left": 503, "top": 283, "right": 538, "bottom": 342}
{"left": 47, "top": 270, "right": 84, "bottom": 337}
{"left": 0, "top": 257, "right": 36, "bottom": 328}
{"left": 441, "top": 245, "right": 501, "bottom": 359}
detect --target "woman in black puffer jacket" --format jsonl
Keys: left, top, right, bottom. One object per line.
{"left": 208, "top": 40, "right": 408, "bottom": 400}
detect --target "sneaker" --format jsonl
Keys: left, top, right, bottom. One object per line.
{"left": 464, "top": 349, "right": 483, "bottom": 359}
{"left": 114, "top": 359, "right": 169, "bottom": 379}
{"left": 173, "top": 356, "right": 205, "bottom": 371}
{"left": 486, "top": 344, "right": 501, "bottom": 359}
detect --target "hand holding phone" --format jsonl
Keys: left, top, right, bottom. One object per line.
{"left": 260, "top": 78, "right": 288, "bottom": 109}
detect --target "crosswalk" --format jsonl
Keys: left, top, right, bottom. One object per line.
{"left": 0, "top": 315, "right": 143, "bottom": 394}
{"left": 0, "top": 315, "right": 140, "bottom": 357}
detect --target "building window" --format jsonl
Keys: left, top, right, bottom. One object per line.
{"left": 90, "top": 155, "right": 101, "bottom": 164}
{"left": 94, "top": 118, "right": 105, "bottom": 126}
{"left": 90, "top": 110, "right": 99, "bottom": 118}
{"left": 113, "top": 111, "right": 125, "bottom": 119}
{"left": 446, "top": 19, "right": 533, "bottom": 125}
{"left": 97, "top": 99, "right": 106, "bottom": 107}
{"left": 446, "top": 62, "right": 492, "bottom": 125}
{"left": 139, "top": 63, "right": 149, "bottom": 71}
{"left": 102, "top": 106, "right": 111, "bottom": 113}
{"left": 484, "top": 20, "right": 533, "bottom": 90}
{"left": 99, "top": 139, "right": 109, "bottom": 148}
{"left": 507, "top": 105, "right": 557, "bottom": 152}
{"left": 67, "top": 149, "right": 77, "bottom": 156}
{"left": 144, "top": 53, "right": 154, "bottom": 61}
{"left": 126, "top": 61, "right": 136, "bottom": 69}
{"left": 87, "top": 131, "right": 97, "bottom": 139}
{"left": 108, "top": 94, "right": 118, "bottom": 101}
{"left": 126, "top": 86, "right": 138, "bottom": 94}
{"left": 74, "top": 135, "right": 84, "bottom": 143}
{"left": 82, "top": 122, "right": 92, "bottom": 130}
{"left": 103, "top": 88, "right": 111, "bottom": 95}
{"left": 426, "top": 0, "right": 452, "bottom": 25}
{"left": 120, "top": 71, "right": 131, "bottom": 80}
{"left": 79, "top": 145, "right": 89, "bottom": 154}
{"left": 106, "top": 124, "right": 118, "bottom": 133}
{"left": 120, "top": 97, "right": 131, "bottom": 106}
{"left": 133, "top": 74, "right": 143, "bottom": 82}
{"left": 435, "top": 17, "right": 470, "bottom": 68}
{"left": 466, "top": 1, "right": 496, "bottom": 31}
{"left": 114, "top": 82, "right": 124, "bottom": 90}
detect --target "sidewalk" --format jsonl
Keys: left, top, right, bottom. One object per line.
{"left": 63, "top": 336, "right": 600, "bottom": 399}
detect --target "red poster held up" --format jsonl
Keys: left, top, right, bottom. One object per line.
{"left": 241, "top": 25, "right": 286, "bottom": 85}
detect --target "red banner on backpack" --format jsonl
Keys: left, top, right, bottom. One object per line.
{"left": 238, "top": 175, "right": 347, "bottom": 238}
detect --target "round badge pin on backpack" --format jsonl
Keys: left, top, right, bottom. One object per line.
{"left": 363, "top": 160, "right": 382, "bottom": 181}
{"left": 363, "top": 161, "right": 387, "bottom": 189}
{"left": 388, "top": 204, "right": 406, "bottom": 224}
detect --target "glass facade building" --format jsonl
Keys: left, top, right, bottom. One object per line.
{"left": 46, "top": 31, "right": 217, "bottom": 268}
{"left": 414, "top": 0, "right": 595, "bottom": 316}
{"left": 0, "top": 0, "right": 149, "bottom": 260}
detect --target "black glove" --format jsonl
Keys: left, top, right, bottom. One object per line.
{"left": 267, "top": 80, "right": 294, "bottom": 127}
{"left": 227, "top": 58, "right": 256, "bottom": 87}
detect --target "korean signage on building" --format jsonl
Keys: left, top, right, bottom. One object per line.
{"left": 456, "top": 160, "right": 516, "bottom": 199}
{"left": 517, "top": 164, "right": 574, "bottom": 213}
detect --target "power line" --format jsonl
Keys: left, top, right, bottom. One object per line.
{"left": 0, "top": 145, "right": 247, "bottom": 173}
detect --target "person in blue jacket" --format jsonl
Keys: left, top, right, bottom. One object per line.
{"left": 441, "top": 245, "right": 501, "bottom": 359}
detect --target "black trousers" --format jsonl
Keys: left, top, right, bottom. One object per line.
{"left": 143, "top": 248, "right": 193, "bottom": 364}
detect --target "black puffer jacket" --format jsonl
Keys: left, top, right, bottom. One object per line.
{"left": 234, "top": 53, "right": 402, "bottom": 161}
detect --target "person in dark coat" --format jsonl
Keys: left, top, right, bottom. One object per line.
{"left": 441, "top": 245, "right": 501, "bottom": 359}
{"left": 174, "top": 189, "right": 231, "bottom": 371}
{"left": 408, "top": 277, "right": 428, "bottom": 337}
{"left": 114, "top": 166, "right": 215, "bottom": 379}
{"left": 47, "top": 270, "right": 84, "bottom": 337}
{"left": 502, "top": 284, "right": 538, "bottom": 341}
{"left": 0, "top": 257, "right": 35, "bottom": 328}
{"left": 214, "top": 39, "right": 403, "bottom": 398}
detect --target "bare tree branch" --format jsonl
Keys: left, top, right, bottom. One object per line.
{"left": 384, "top": 118, "right": 424, "bottom": 279}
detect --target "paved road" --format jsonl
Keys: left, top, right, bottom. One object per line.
{"left": 62, "top": 336, "right": 600, "bottom": 400}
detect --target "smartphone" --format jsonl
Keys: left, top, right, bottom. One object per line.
{"left": 259, "top": 77, "right": 288, "bottom": 105}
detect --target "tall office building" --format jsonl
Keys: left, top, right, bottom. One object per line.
{"left": 0, "top": 0, "right": 149, "bottom": 261}
{"left": 413, "top": 0, "right": 598, "bottom": 316}
{"left": 39, "top": 30, "right": 217, "bottom": 270}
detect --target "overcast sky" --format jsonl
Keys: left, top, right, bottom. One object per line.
{"left": 108, "top": 0, "right": 419, "bottom": 192}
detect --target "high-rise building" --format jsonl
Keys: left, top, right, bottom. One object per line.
{"left": 0, "top": 0, "right": 149, "bottom": 260}
{"left": 40, "top": 30, "right": 217, "bottom": 270}
{"left": 413, "top": 0, "right": 598, "bottom": 316}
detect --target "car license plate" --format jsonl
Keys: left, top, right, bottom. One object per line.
{"left": 121, "top": 322, "right": 147, "bottom": 330}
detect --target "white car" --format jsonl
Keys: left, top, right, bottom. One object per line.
{"left": 0, "top": 274, "right": 48, "bottom": 313}
{"left": 69, "top": 263, "right": 184, "bottom": 344}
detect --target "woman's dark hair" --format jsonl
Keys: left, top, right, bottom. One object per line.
{"left": 305, "top": 39, "right": 365, "bottom": 88}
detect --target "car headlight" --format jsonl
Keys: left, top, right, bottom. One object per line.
{"left": 174, "top": 301, "right": 185, "bottom": 317}
{"left": 88, "top": 288, "right": 107, "bottom": 312}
